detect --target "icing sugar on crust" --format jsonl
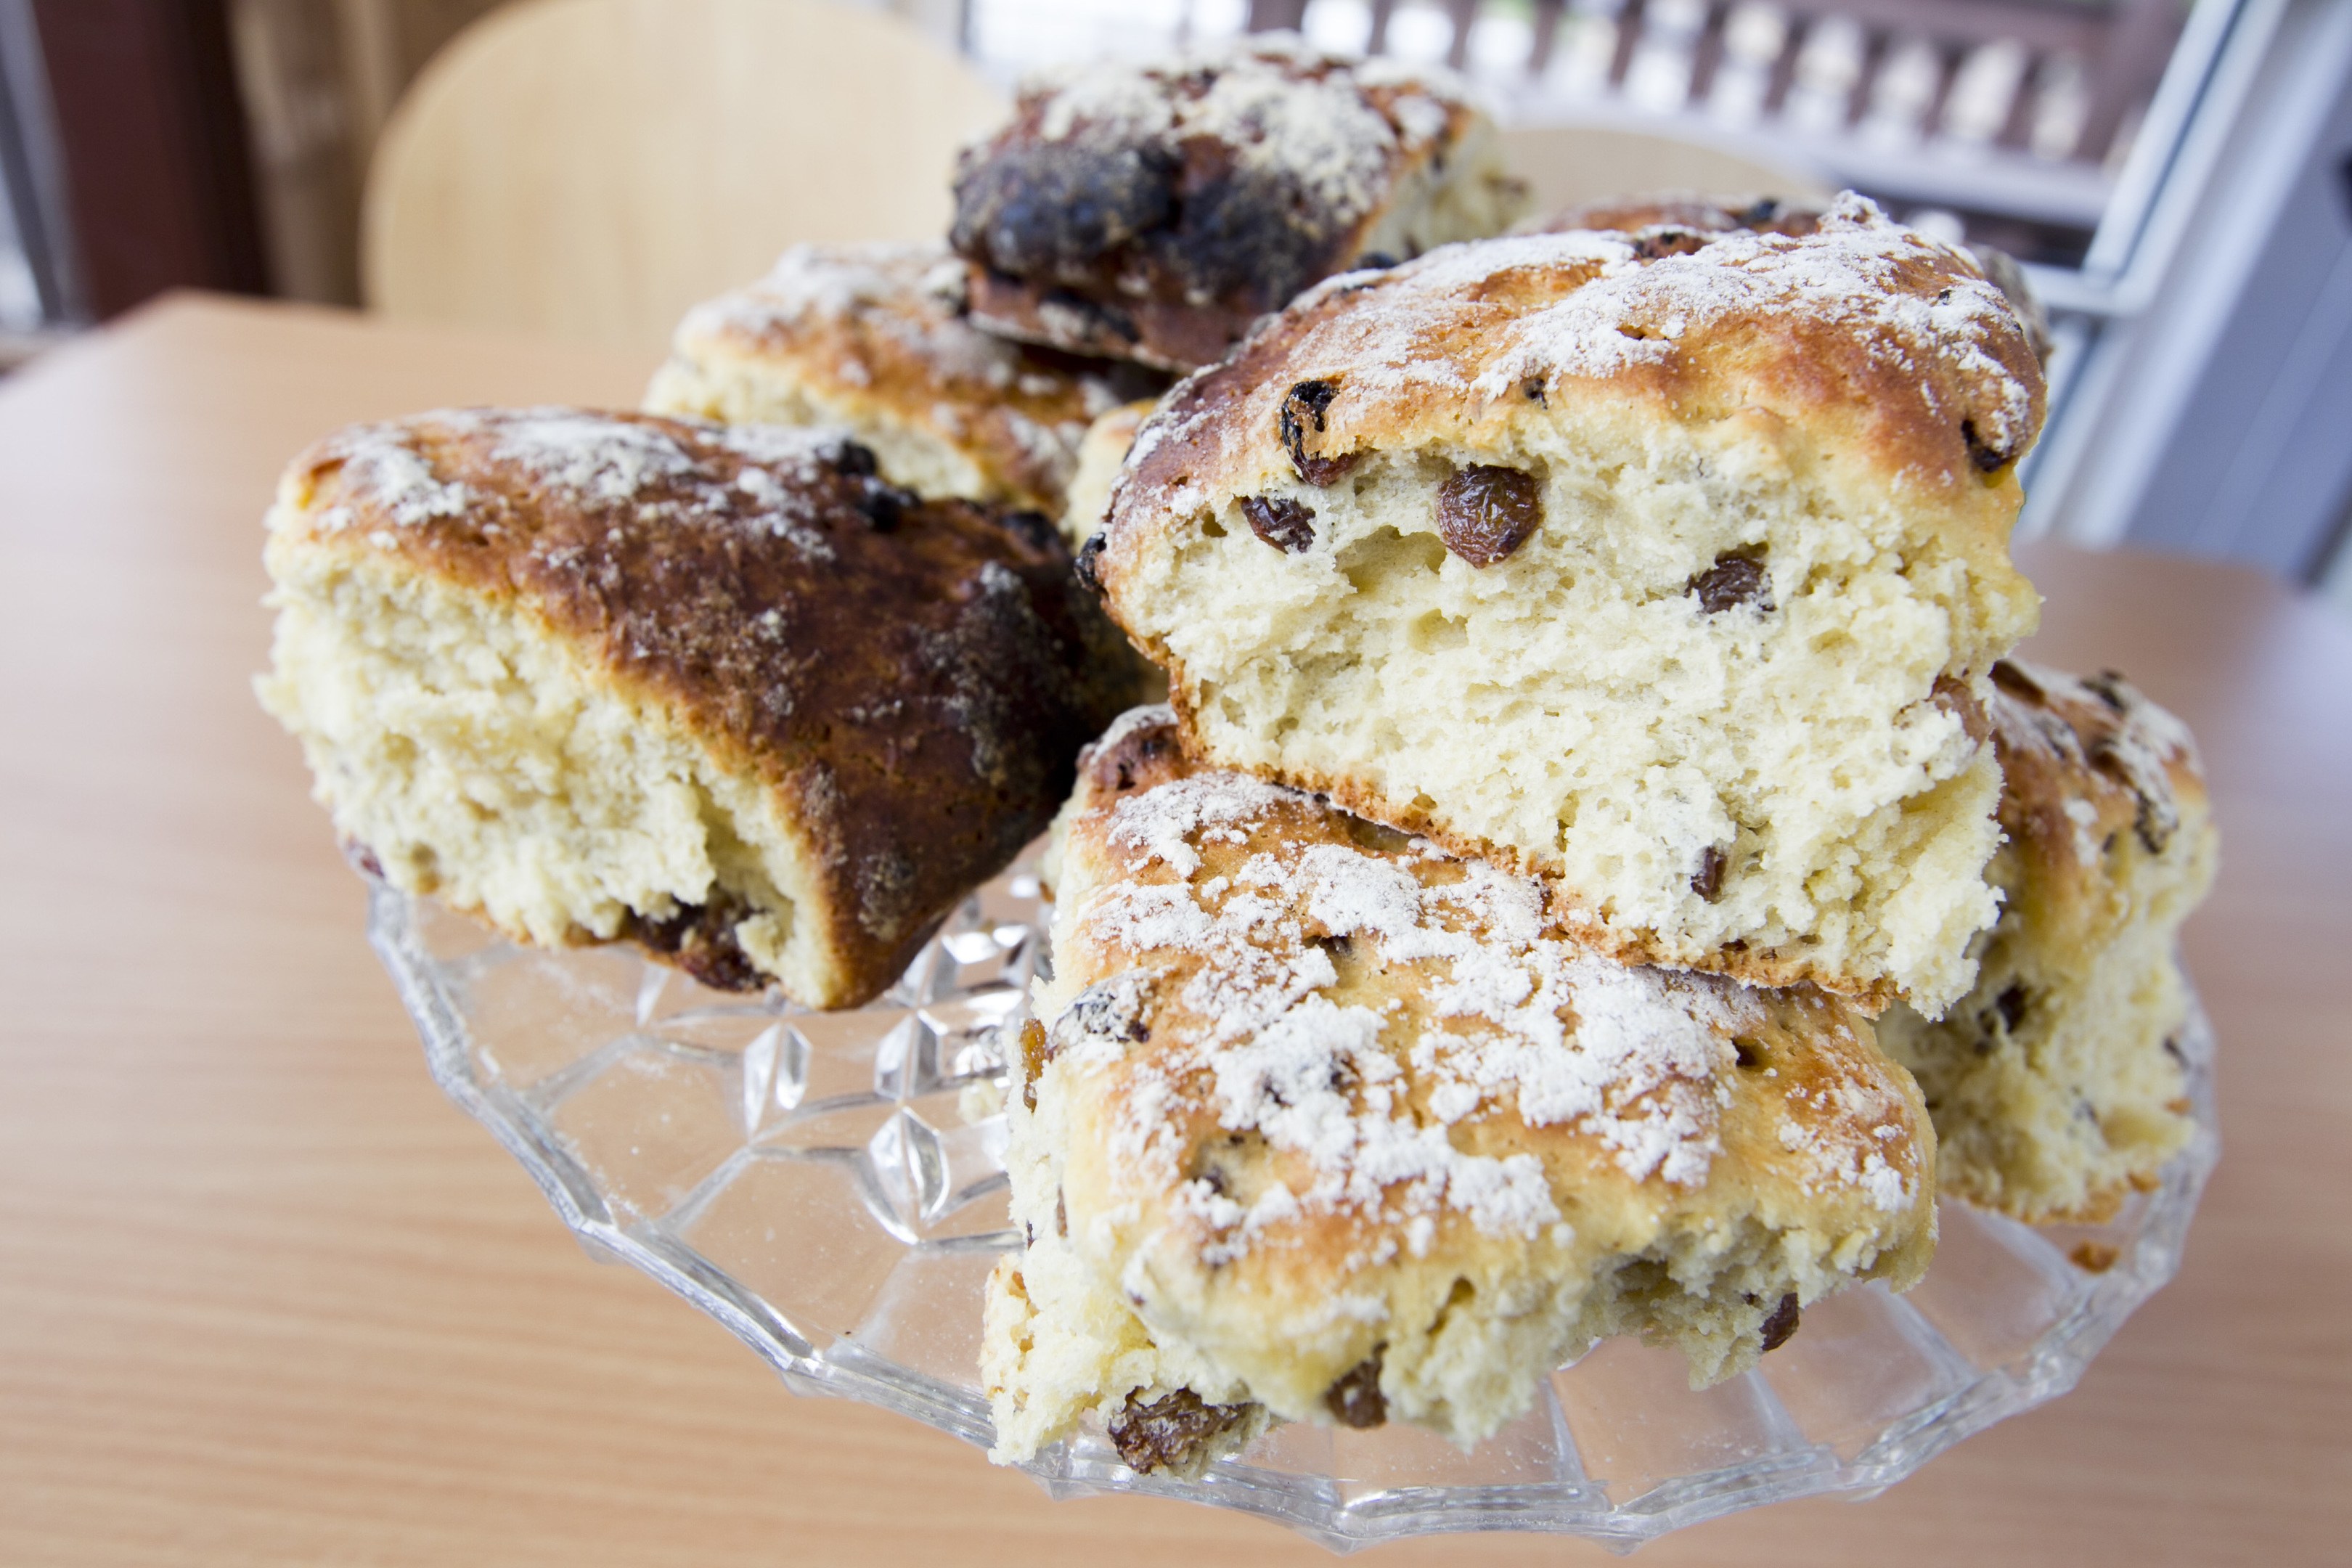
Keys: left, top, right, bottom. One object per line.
{"left": 950, "top": 34, "right": 1508, "bottom": 370}
{"left": 1048, "top": 717, "right": 1930, "bottom": 1285}
{"left": 279, "top": 407, "right": 1139, "bottom": 1000}
{"left": 1989, "top": 658, "right": 2205, "bottom": 870}
{"left": 1104, "top": 192, "right": 2046, "bottom": 543}
{"left": 661, "top": 242, "right": 1166, "bottom": 513}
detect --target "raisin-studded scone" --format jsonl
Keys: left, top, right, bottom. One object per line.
{"left": 950, "top": 35, "right": 1525, "bottom": 373}
{"left": 257, "top": 408, "right": 1137, "bottom": 1008}
{"left": 984, "top": 711, "right": 1935, "bottom": 1475}
{"left": 1877, "top": 662, "right": 2217, "bottom": 1223}
{"left": 1088, "top": 194, "right": 2046, "bottom": 1015}
{"left": 1531, "top": 193, "right": 2050, "bottom": 362}
{"left": 643, "top": 242, "right": 1167, "bottom": 517}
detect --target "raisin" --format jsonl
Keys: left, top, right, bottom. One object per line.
{"left": 1691, "top": 845, "right": 1726, "bottom": 901}
{"left": 1108, "top": 1389, "right": 1254, "bottom": 1474}
{"left": 830, "top": 440, "right": 879, "bottom": 478}
{"left": 1990, "top": 660, "right": 2046, "bottom": 703}
{"left": 621, "top": 891, "right": 763, "bottom": 992}
{"left": 1278, "top": 380, "right": 1355, "bottom": 486}
{"left": 1074, "top": 530, "right": 1108, "bottom": 595}
{"left": 1434, "top": 465, "right": 1542, "bottom": 566}
{"left": 999, "top": 508, "right": 1058, "bottom": 551}
{"left": 1633, "top": 227, "right": 1710, "bottom": 259}
{"left": 1760, "top": 1293, "right": 1802, "bottom": 1352}
{"left": 850, "top": 475, "right": 912, "bottom": 531}
{"left": 1687, "top": 551, "right": 1771, "bottom": 613}
{"left": 2084, "top": 670, "right": 2133, "bottom": 712}
{"left": 1961, "top": 418, "right": 2014, "bottom": 473}
{"left": 1355, "top": 251, "right": 1397, "bottom": 271}
{"left": 1324, "top": 1349, "right": 1387, "bottom": 1429}
{"left": 1241, "top": 494, "right": 1316, "bottom": 552}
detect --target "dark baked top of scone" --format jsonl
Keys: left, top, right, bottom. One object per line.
{"left": 279, "top": 407, "right": 1136, "bottom": 966}
{"left": 1095, "top": 192, "right": 2047, "bottom": 594}
{"left": 950, "top": 36, "right": 1485, "bottom": 351}
{"left": 668, "top": 242, "right": 1167, "bottom": 510}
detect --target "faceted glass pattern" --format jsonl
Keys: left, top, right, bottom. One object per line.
{"left": 368, "top": 863, "right": 2218, "bottom": 1552}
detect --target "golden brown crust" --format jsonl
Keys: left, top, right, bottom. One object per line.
{"left": 1876, "top": 660, "right": 2214, "bottom": 1223}
{"left": 1988, "top": 659, "right": 2207, "bottom": 878}
{"left": 655, "top": 243, "right": 1167, "bottom": 513}
{"left": 1100, "top": 194, "right": 2046, "bottom": 577}
{"left": 1086, "top": 197, "right": 2046, "bottom": 1008}
{"left": 1030, "top": 713, "right": 1935, "bottom": 1419}
{"left": 1531, "top": 192, "right": 2050, "bottom": 364}
{"left": 950, "top": 38, "right": 1505, "bottom": 372}
{"left": 279, "top": 408, "right": 1137, "bottom": 1004}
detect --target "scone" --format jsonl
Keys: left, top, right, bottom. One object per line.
{"left": 984, "top": 710, "right": 1935, "bottom": 1475}
{"left": 257, "top": 407, "right": 1136, "bottom": 1008}
{"left": 644, "top": 242, "right": 1166, "bottom": 516}
{"left": 1877, "top": 661, "right": 2217, "bottom": 1223}
{"left": 950, "top": 34, "right": 1525, "bottom": 372}
{"left": 1088, "top": 194, "right": 2047, "bottom": 1014}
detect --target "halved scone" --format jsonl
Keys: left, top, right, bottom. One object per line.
{"left": 1877, "top": 661, "right": 2218, "bottom": 1222}
{"left": 984, "top": 710, "right": 1935, "bottom": 1474}
{"left": 1089, "top": 195, "right": 2049, "bottom": 1014}
{"left": 258, "top": 407, "right": 1136, "bottom": 1007}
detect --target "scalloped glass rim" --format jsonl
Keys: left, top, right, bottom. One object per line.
{"left": 366, "top": 866, "right": 2216, "bottom": 1553}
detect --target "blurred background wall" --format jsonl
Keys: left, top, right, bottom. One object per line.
{"left": 0, "top": 0, "right": 2345, "bottom": 616}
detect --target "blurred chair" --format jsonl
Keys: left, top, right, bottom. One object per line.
{"left": 362, "top": 0, "right": 1006, "bottom": 357}
{"left": 1503, "top": 121, "right": 1833, "bottom": 219}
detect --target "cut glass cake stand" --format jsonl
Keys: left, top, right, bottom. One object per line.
{"left": 367, "top": 860, "right": 2216, "bottom": 1553}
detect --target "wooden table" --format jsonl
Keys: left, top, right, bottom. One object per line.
{"left": 3, "top": 295, "right": 2345, "bottom": 1566}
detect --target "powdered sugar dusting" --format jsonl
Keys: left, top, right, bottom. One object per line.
{"left": 1104, "top": 770, "right": 1303, "bottom": 877}
{"left": 1020, "top": 35, "right": 1475, "bottom": 232}
{"left": 1056, "top": 763, "right": 1787, "bottom": 1265}
{"left": 672, "top": 242, "right": 1126, "bottom": 493}
{"left": 306, "top": 409, "right": 851, "bottom": 564}
{"left": 1991, "top": 659, "right": 2200, "bottom": 857}
{"left": 1117, "top": 193, "right": 2039, "bottom": 526}
{"left": 1082, "top": 702, "right": 1180, "bottom": 765}
{"left": 486, "top": 408, "right": 701, "bottom": 504}
{"left": 313, "top": 425, "right": 470, "bottom": 530}
{"left": 684, "top": 242, "right": 1034, "bottom": 388}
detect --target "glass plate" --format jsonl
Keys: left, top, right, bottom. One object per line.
{"left": 367, "top": 860, "right": 2217, "bottom": 1553}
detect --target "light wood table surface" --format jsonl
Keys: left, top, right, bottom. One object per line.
{"left": 4, "top": 295, "right": 2347, "bottom": 1566}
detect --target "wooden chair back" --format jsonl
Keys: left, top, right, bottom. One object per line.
{"left": 361, "top": 0, "right": 1006, "bottom": 356}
